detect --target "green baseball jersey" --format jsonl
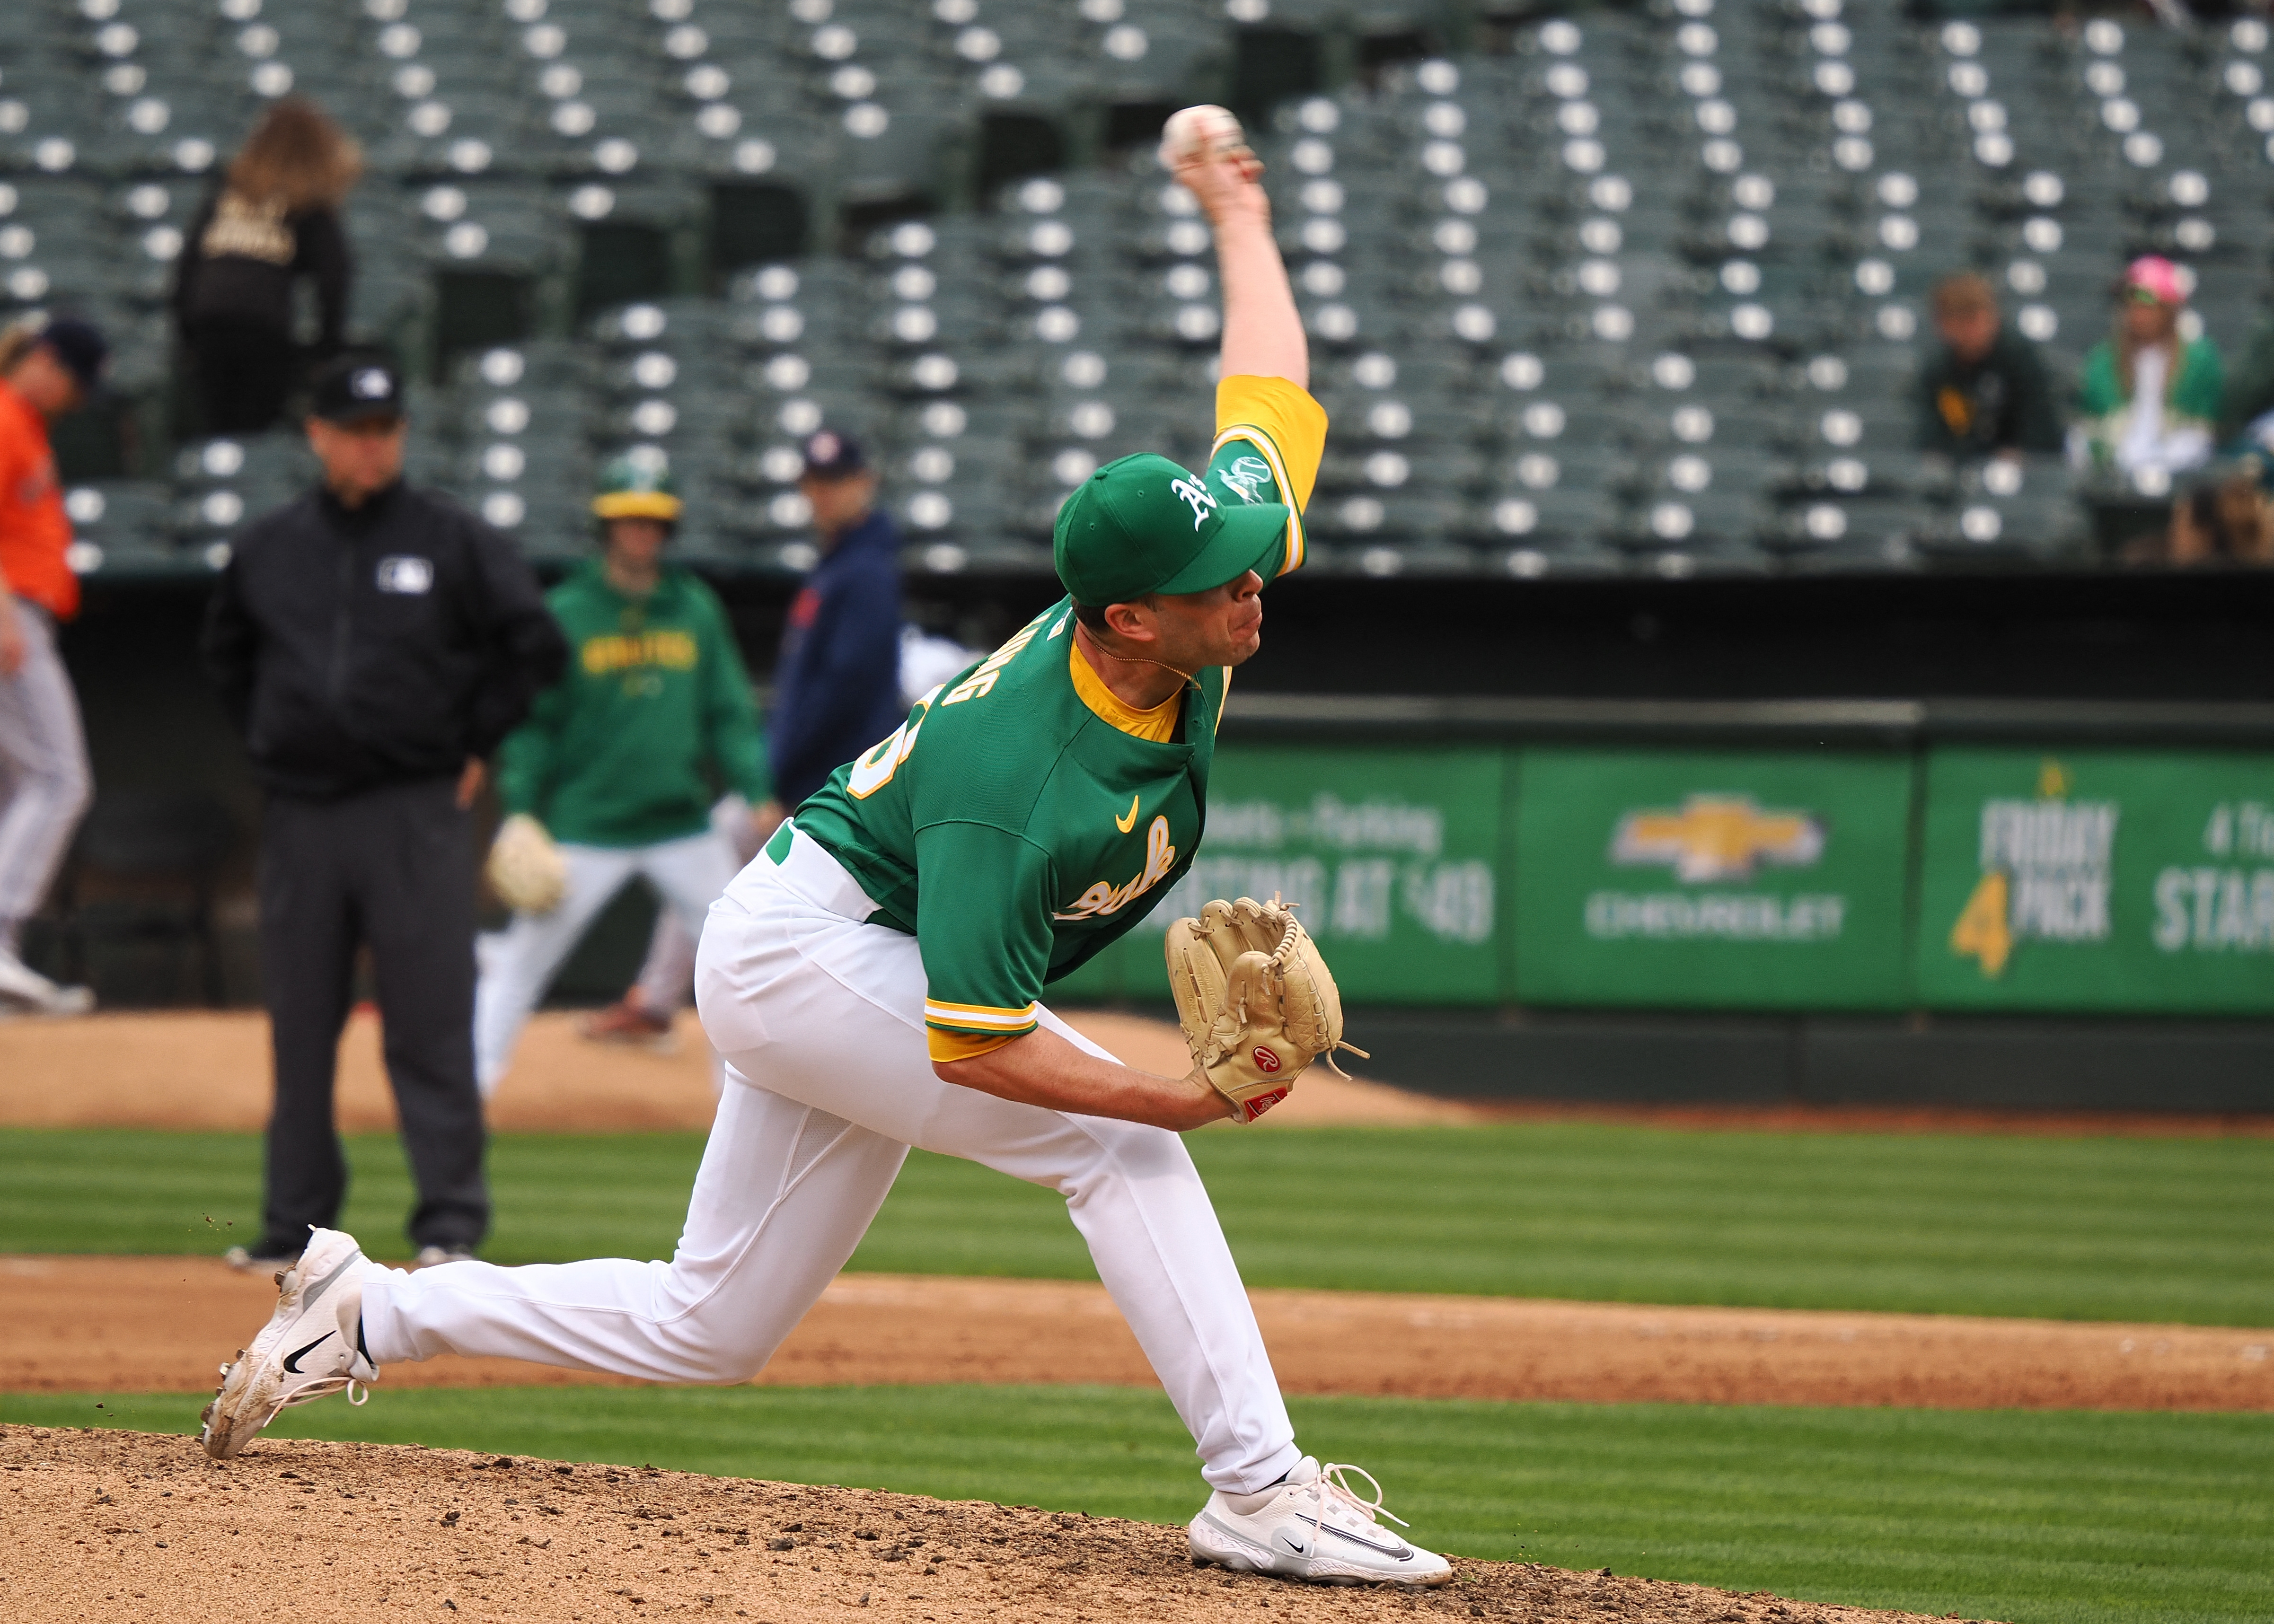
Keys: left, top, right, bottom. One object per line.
{"left": 792, "top": 375, "right": 1326, "bottom": 1061}
{"left": 496, "top": 559, "right": 769, "bottom": 848}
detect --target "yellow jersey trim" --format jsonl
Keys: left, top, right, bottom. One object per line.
{"left": 928, "top": 1027, "right": 1019, "bottom": 1062}
{"left": 1214, "top": 375, "right": 1328, "bottom": 577}
{"left": 1067, "top": 641, "right": 1180, "bottom": 744}
{"left": 923, "top": 998, "right": 1040, "bottom": 1031}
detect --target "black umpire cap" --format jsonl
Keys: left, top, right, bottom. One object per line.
{"left": 310, "top": 353, "right": 405, "bottom": 425}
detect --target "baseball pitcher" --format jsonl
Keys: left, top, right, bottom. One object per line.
{"left": 472, "top": 455, "right": 770, "bottom": 1097}
{"left": 201, "top": 109, "right": 1453, "bottom": 1588}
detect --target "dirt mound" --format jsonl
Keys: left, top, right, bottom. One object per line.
{"left": 8, "top": 1258, "right": 2269, "bottom": 1411}
{"left": 2, "top": 1425, "right": 1968, "bottom": 1624}
{"left": 0, "top": 1010, "right": 1481, "bottom": 1133}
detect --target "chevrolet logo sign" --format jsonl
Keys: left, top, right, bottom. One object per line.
{"left": 1610, "top": 795, "right": 1826, "bottom": 884}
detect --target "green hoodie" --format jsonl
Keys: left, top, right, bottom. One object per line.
{"left": 497, "top": 560, "right": 768, "bottom": 848}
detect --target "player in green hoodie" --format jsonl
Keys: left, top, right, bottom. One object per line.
{"left": 473, "top": 456, "right": 768, "bottom": 1097}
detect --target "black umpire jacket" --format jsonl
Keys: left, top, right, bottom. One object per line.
{"left": 203, "top": 481, "right": 567, "bottom": 801}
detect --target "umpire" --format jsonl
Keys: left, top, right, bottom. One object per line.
{"left": 203, "top": 352, "right": 566, "bottom": 1269}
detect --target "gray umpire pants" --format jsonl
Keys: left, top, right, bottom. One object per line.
{"left": 257, "top": 778, "right": 489, "bottom": 1255}
{"left": 0, "top": 602, "right": 92, "bottom": 946}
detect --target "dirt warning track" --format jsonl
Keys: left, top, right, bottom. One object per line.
{"left": 5, "top": 1257, "right": 2268, "bottom": 1411}
{"left": 1, "top": 1426, "right": 1974, "bottom": 1624}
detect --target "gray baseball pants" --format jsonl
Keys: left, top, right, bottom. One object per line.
{"left": 0, "top": 602, "right": 91, "bottom": 947}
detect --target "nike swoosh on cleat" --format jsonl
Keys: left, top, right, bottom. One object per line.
{"left": 1308, "top": 1516, "right": 1413, "bottom": 1561}
{"left": 294, "top": 1252, "right": 358, "bottom": 1313}
{"left": 282, "top": 1331, "right": 335, "bottom": 1373}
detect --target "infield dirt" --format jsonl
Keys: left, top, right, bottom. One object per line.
{"left": 1, "top": 1426, "right": 1971, "bottom": 1624}
{"left": 6, "top": 1257, "right": 2269, "bottom": 1410}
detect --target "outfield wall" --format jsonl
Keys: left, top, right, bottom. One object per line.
{"left": 1054, "top": 705, "right": 2274, "bottom": 1021}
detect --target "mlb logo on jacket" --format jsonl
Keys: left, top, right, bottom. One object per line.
{"left": 376, "top": 555, "right": 433, "bottom": 594}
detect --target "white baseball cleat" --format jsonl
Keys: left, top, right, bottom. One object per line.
{"left": 200, "top": 1227, "right": 385, "bottom": 1459}
{"left": 1188, "top": 1457, "right": 1453, "bottom": 1587}
{"left": 0, "top": 947, "right": 94, "bottom": 1016}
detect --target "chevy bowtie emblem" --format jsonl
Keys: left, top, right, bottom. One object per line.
{"left": 1115, "top": 793, "right": 1140, "bottom": 833}
{"left": 1610, "top": 794, "right": 1825, "bottom": 883}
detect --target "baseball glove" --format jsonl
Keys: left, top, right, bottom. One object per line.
{"left": 1163, "top": 896, "right": 1366, "bottom": 1124}
{"left": 487, "top": 812, "right": 568, "bottom": 915}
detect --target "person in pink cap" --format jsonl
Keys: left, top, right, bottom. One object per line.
{"left": 2074, "top": 255, "right": 2224, "bottom": 476}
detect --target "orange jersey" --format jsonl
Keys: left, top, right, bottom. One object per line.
{"left": 0, "top": 380, "right": 76, "bottom": 621}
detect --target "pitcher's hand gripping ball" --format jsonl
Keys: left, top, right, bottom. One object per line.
{"left": 1165, "top": 897, "right": 1366, "bottom": 1123}
{"left": 1158, "top": 104, "right": 1252, "bottom": 172}
{"left": 487, "top": 812, "right": 568, "bottom": 915}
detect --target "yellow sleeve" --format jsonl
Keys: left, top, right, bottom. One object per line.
{"left": 927, "top": 1027, "right": 1020, "bottom": 1063}
{"left": 1211, "top": 375, "right": 1329, "bottom": 577}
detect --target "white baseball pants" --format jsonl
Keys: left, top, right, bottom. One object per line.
{"left": 472, "top": 829, "right": 738, "bottom": 1096}
{"left": 363, "top": 825, "right": 1303, "bottom": 1494}
{"left": 0, "top": 602, "right": 91, "bottom": 946}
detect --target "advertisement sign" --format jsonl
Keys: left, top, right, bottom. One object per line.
{"left": 1916, "top": 749, "right": 2274, "bottom": 1013}
{"left": 1107, "top": 745, "right": 1507, "bottom": 1004}
{"left": 1512, "top": 749, "right": 1915, "bottom": 1009}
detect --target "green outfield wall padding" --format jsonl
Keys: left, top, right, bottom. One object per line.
{"left": 1104, "top": 740, "right": 2274, "bottom": 1018}
{"left": 1510, "top": 748, "right": 1916, "bottom": 1012}
{"left": 1916, "top": 748, "right": 2274, "bottom": 1016}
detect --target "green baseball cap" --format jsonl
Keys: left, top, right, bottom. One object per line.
{"left": 1053, "top": 452, "right": 1289, "bottom": 605}
{"left": 593, "top": 453, "right": 682, "bottom": 521}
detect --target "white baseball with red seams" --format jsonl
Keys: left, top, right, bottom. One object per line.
{"left": 1158, "top": 104, "right": 1246, "bottom": 171}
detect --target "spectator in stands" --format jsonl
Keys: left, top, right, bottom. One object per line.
{"left": 173, "top": 99, "right": 359, "bottom": 437}
{"left": 1916, "top": 272, "right": 2062, "bottom": 459}
{"left": 0, "top": 316, "right": 106, "bottom": 1016}
{"left": 203, "top": 352, "right": 565, "bottom": 1270}
{"left": 2071, "top": 256, "right": 2223, "bottom": 478}
{"left": 2218, "top": 309, "right": 2274, "bottom": 456}
{"left": 578, "top": 427, "right": 900, "bottom": 1050}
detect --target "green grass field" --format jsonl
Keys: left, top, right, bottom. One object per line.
{"left": 5, "top": 1123, "right": 2272, "bottom": 1323}
{"left": 7, "top": 1386, "right": 2269, "bottom": 1624}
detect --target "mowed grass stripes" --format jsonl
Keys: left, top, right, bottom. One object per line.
{"left": 8, "top": 1387, "right": 2270, "bottom": 1624}
{"left": 5, "top": 1124, "right": 2271, "bottom": 1324}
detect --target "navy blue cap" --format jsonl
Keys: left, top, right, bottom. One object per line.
{"left": 310, "top": 352, "right": 405, "bottom": 424}
{"left": 39, "top": 317, "right": 108, "bottom": 393}
{"left": 801, "top": 427, "right": 866, "bottom": 478}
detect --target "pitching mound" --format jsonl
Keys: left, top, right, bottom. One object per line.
{"left": 3, "top": 1426, "right": 1965, "bottom": 1624}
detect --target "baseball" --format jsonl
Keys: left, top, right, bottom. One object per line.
{"left": 1158, "top": 104, "right": 1247, "bottom": 171}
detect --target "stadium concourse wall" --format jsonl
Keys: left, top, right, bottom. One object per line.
{"left": 53, "top": 567, "right": 2274, "bottom": 1111}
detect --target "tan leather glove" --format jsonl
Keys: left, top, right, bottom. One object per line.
{"left": 1163, "top": 896, "right": 1364, "bottom": 1123}
{"left": 486, "top": 812, "right": 568, "bottom": 915}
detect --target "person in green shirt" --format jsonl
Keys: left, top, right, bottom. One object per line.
{"left": 2073, "top": 255, "right": 2224, "bottom": 476}
{"left": 471, "top": 456, "right": 769, "bottom": 1097}
{"left": 200, "top": 113, "right": 1454, "bottom": 1591}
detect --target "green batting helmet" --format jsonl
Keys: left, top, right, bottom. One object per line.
{"left": 592, "top": 453, "right": 683, "bottom": 522}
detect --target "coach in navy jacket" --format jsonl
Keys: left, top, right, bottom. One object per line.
{"left": 769, "top": 429, "right": 904, "bottom": 809}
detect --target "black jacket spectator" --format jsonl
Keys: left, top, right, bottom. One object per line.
{"left": 1916, "top": 325, "right": 2064, "bottom": 459}
{"left": 203, "top": 482, "right": 567, "bottom": 800}
{"left": 172, "top": 99, "right": 361, "bottom": 435}
{"left": 174, "top": 191, "right": 353, "bottom": 355}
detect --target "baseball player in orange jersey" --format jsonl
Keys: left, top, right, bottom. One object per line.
{"left": 199, "top": 111, "right": 1454, "bottom": 1587}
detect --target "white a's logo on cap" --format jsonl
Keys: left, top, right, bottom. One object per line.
{"left": 808, "top": 431, "right": 840, "bottom": 463}
{"left": 351, "top": 368, "right": 391, "bottom": 400}
{"left": 1170, "top": 477, "right": 1216, "bottom": 530}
